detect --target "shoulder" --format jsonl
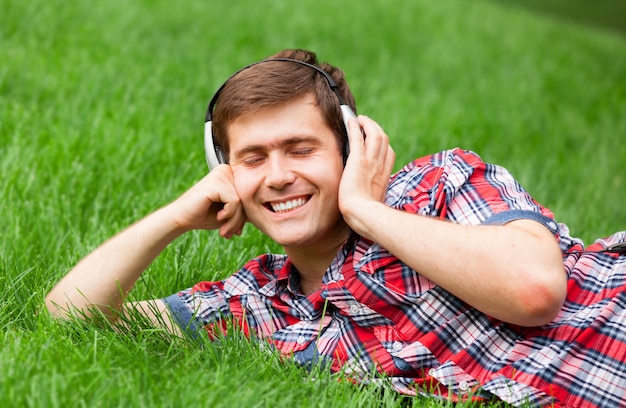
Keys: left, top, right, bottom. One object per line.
{"left": 386, "top": 148, "right": 556, "bottom": 225}
{"left": 390, "top": 148, "right": 485, "bottom": 187}
{"left": 400, "top": 148, "right": 484, "bottom": 171}
{"left": 385, "top": 148, "right": 486, "bottom": 208}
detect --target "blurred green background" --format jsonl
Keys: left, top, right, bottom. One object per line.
{"left": 492, "top": 0, "right": 626, "bottom": 37}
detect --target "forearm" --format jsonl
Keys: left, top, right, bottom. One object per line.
{"left": 345, "top": 201, "right": 566, "bottom": 326}
{"left": 45, "top": 204, "right": 186, "bottom": 320}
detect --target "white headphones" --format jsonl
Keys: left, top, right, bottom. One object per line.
{"left": 204, "top": 58, "right": 357, "bottom": 171}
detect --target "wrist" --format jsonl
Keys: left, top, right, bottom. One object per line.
{"left": 342, "top": 200, "right": 389, "bottom": 241}
{"left": 156, "top": 203, "right": 193, "bottom": 236}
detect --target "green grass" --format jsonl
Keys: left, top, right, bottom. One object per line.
{"left": 489, "top": 0, "right": 626, "bottom": 37}
{"left": 1, "top": 0, "right": 625, "bottom": 406}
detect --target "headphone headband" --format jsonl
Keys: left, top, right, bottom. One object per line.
{"left": 204, "top": 57, "right": 355, "bottom": 170}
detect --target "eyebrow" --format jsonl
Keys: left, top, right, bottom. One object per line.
{"left": 232, "top": 135, "right": 323, "bottom": 159}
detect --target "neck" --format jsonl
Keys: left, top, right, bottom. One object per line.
{"left": 284, "top": 228, "right": 351, "bottom": 294}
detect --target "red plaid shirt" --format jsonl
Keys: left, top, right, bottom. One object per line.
{"left": 164, "top": 148, "right": 626, "bottom": 407}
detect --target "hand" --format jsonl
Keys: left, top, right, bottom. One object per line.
{"left": 171, "top": 164, "right": 246, "bottom": 238}
{"left": 338, "top": 115, "right": 395, "bottom": 231}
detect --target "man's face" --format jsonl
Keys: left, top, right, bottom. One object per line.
{"left": 228, "top": 94, "right": 349, "bottom": 251}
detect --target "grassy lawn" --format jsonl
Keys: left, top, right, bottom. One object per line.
{"left": 489, "top": 0, "right": 626, "bottom": 37}
{"left": 1, "top": 0, "right": 625, "bottom": 406}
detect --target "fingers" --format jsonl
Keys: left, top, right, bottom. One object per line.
{"left": 350, "top": 115, "right": 394, "bottom": 169}
{"left": 216, "top": 199, "right": 246, "bottom": 239}
{"left": 340, "top": 115, "right": 395, "bottom": 205}
{"left": 385, "top": 144, "right": 396, "bottom": 174}
{"left": 362, "top": 119, "right": 385, "bottom": 160}
{"left": 346, "top": 116, "right": 365, "bottom": 157}
{"left": 174, "top": 164, "right": 246, "bottom": 235}
{"left": 208, "top": 166, "right": 246, "bottom": 238}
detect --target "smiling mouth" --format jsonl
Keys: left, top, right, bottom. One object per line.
{"left": 267, "top": 196, "right": 310, "bottom": 213}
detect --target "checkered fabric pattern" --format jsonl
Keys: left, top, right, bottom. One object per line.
{"left": 164, "top": 149, "right": 626, "bottom": 407}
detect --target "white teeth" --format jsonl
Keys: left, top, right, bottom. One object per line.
{"left": 270, "top": 197, "right": 307, "bottom": 213}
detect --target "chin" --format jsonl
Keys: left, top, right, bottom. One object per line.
{"left": 253, "top": 218, "right": 312, "bottom": 244}
{"left": 270, "top": 234, "right": 311, "bottom": 248}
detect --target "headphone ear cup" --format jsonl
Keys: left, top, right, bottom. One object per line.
{"left": 204, "top": 121, "right": 225, "bottom": 170}
{"left": 340, "top": 104, "right": 357, "bottom": 162}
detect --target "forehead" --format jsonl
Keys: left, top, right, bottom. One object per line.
{"left": 227, "top": 95, "right": 334, "bottom": 150}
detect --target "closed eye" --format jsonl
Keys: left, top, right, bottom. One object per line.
{"left": 241, "top": 155, "right": 265, "bottom": 166}
{"left": 291, "top": 148, "right": 314, "bottom": 156}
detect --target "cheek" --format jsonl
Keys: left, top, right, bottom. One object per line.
{"left": 232, "top": 176, "right": 262, "bottom": 218}
{"left": 325, "top": 162, "right": 344, "bottom": 190}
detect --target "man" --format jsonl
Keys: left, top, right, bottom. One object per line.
{"left": 46, "top": 49, "right": 626, "bottom": 407}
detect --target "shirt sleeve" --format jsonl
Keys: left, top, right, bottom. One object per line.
{"left": 161, "top": 254, "right": 286, "bottom": 340}
{"left": 162, "top": 293, "right": 207, "bottom": 340}
{"left": 161, "top": 280, "right": 231, "bottom": 340}
{"left": 482, "top": 209, "right": 558, "bottom": 234}
{"left": 386, "top": 148, "right": 557, "bottom": 232}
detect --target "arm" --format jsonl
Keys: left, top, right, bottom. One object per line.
{"left": 45, "top": 164, "right": 245, "bottom": 329}
{"left": 339, "top": 116, "right": 566, "bottom": 327}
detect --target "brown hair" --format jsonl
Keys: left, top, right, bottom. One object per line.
{"left": 211, "top": 49, "right": 357, "bottom": 159}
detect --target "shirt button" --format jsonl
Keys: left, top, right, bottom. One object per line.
{"left": 458, "top": 381, "right": 470, "bottom": 393}
{"left": 349, "top": 304, "right": 360, "bottom": 314}
{"left": 392, "top": 341, "right": 403, "bottom": 351}
{"left": 296, "top": 335, "right": 306, "bottom": 345}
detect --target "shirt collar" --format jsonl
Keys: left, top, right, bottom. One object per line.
{"left": 273, "top": 232, "right": 363, "bottom": 294}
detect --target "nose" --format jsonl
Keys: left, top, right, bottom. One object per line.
{"left": 264, "top": 153, "right": 296, "bottom": 189}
